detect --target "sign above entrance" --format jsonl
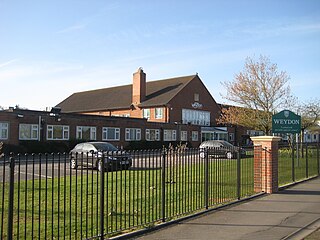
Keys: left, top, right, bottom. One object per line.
{"left": 272, "top": 110, "right": 301, "bottom": 134}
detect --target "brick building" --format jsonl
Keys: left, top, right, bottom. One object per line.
{"left": 0, "top": 108, "right": 201, "bottom": 151}
{"left": 56, "top": 68, "right": 232, "bottom": 143}
{"left": 57, "top": 68, "right": 221, "bottom": 126}
{"left": 0, "top": 68, "right": 257, "bottom": 151}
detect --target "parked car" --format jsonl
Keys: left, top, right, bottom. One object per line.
{"left": 199, "top": 140, "right": 245, "bottom": 159}
{"left": 69, "top": 142, "right": 132, "bottom": 171}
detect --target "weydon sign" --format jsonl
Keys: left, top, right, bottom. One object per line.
{"left": 272, "top": 110, "right": 301, "bottom": 134}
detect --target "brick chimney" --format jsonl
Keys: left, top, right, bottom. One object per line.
{"left": 132, "top": 67, "right": 146, "bottom": 105}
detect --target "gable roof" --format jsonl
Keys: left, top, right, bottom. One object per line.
{"left": 57, "top": 75, "right": 197, "bottom": 113}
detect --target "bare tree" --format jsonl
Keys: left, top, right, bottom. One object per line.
{"left": 296, "top": 99, "right": 320, "bottom": 144}
{"left": 218, "top": 55, "right": 293, "bottom": 134}
{"left": 299, "top": 99, "right": 320, "bottom": 130}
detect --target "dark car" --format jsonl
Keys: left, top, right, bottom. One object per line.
{"left": 199, "top": 140, "right": 245, "bottom": 159}
{"left": 69, "top": 142, "right": 132, "bottom": 171}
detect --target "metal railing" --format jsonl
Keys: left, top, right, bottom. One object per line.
{"left": 0, "top": 147, "right": 256, "bottom": 239}
{"left": 278, "top": 142, "right": 320, "bottom": 186}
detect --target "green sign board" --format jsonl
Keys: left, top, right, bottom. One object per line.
{"left": 272, "top": 110, "right": 301, "bottom": 134}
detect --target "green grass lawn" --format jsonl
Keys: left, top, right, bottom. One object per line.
{"left": 1, "top": 149, "right": 318, "bottom": 239}
{"left": 278, "top": 147, "right": 319, "bottom": 186}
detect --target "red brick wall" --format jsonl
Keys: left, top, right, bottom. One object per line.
{"left": 0, "top": 109, "right": 202, "bottom": 149}
{"left": 252, "top": 136, "right": 281, "bottom": 193}
{"left": 168, "top": 75, "right": 221, "bottom": 125}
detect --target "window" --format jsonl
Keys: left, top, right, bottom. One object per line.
{"left": 102, "top": 127, "right": 120, "bottom": 141}
{"left": 146, "top": 129, "right": 160, "bottom": 141}
{"left": 182, "top": 109, "right": 210, "bottom": 126}
{"left": 76, "top": 126, "right": 96, "bottom": 140}
{"left": 194, "top": 93, "right": 199, "bottom": 102}
{"left": 155, "top": 108, "right": 163, "bottom": 119}
{"left": 192, "top": 131, "right": 199, "bottom": 141}
{"left": 180, "top": 131, "right": 188, "bottom": 141}
{"left": 0, "top": 122, "right": 9, "bottom": 140}
{"left": 143, "top": 109, "right": 150, "bottom": 119}
{"left": 229, "top": 133, "right": 235, "bottom": 142}
{"left": 112, "top": 113, "right": 130, "bottom": 117}
{"left": 19, "top": 124, "right": 38, "bottom": 140}
{"left": 164, "top": 130, "right": 176, "bottom": 141}
{"left": 125, "top": 128, "right": 141, "bottom": 141}
{"left": 47, "top": 125, "right": 69, "bottom": 140}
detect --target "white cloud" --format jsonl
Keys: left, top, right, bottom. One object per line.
{"left": 56, "top": 23, "right": 87, "bottom": 34}
{"left": 0, "top": 59, "right": 20, "bottom": 68}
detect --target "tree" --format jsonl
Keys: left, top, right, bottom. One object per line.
{"left": 299, "top": 99, "right": 320, "bottom": 131}
{"left": 217, "top": 55, "right": 293, "bottom": 134}
{"left": 296, "top": 99, "right": 320, "bottom": 144}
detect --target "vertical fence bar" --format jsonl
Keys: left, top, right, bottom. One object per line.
{"left": 317, "top": 141, "right": 320, "bottom": 175}
{"left": 204, "top": 149, "right": 209, "bottom": 209}
{"left": 291, "top": 143, "right": 295, "bottom": 182}
{"left": 0, "top": 155, "right": 6, "bottom": 240}
{"left": 38, "top": 154, "right": 42, "bottom": 239}
{"left": 237, "top": 149, "right": 241, "bottom": 200}
{"left": 306, "top": 143, "right": 309, "bottom": 178}
{"left": 99, "top": 154, "right": 105, "bottom": 240}
{"left": 161, "top": 149, "right": 166, "bottom": 222}
{"left": 7, "top": 156, "right": 15, "bottom": 240}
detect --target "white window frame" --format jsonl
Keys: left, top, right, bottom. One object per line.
{"left": 229, "top": 133, "right": 235, "bottom": 142}
{"left": 102, "top": 127, "right": 120, "bottom": 141}
{"left": 146, "top": 129, "right": 160, "bottom": 141}
{"left": 19, "top": 124, "right": 39, "bottom": 140}
{"left": 180, "top": 131, "right": 188, "bottom": 141}
{"left": 0, "top": 122, "right": 9, "bottom": 140}
{"left": 164, "top": 130, "right": 177, "bottom": 141}
{"left": 155, "top": 108, "right": 163, "bottom": 119}
{"left": 143, "top": 109, "right": 151, "bottom": 119}
{"left": 182, "top": 109, "right": 210, "bottom": 126}
{"left": 47, "top": 125, "right": 69, "bottom": 140}
{"left": 192, "top": 131, "right": 199, "bottom": 141}
{"left": 76, "top": 126, "right": 96, "bottom": 140}
{"left": 125, "top": 128, "right": 141, "bottom": 141}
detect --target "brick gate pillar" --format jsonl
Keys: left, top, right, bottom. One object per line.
{"left": 251, "top": 136, "right": 282, "bottom": 193}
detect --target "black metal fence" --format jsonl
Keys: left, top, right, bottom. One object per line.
{"left": 1, "top": 146, "right": 256, "bottom": 239}
{"left": 278, "top": 142, "right": 320, "bottom": 186}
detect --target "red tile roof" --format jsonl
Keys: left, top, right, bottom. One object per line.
{"left": 57, "top": 75, "right": 196, "bottom": 113}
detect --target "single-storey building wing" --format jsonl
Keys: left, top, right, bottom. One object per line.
{"left": 57, "top": 68, "right": 222, "bottom": 127}
{"left": 0, "top": 108, "right": 202, "bottom": 152}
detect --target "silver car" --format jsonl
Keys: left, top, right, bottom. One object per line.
{"left": 69, "top": 142, "right": 132, "bottom": 171}
{"left": 199, "top": 140, "right": 245, "bottom": 159}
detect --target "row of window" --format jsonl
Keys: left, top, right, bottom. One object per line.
{"left": 0, "top": 122, "right": 199, "bottom": 142}
{"left": 111, "top": 108, "right": 164, "bottom": 120}
{"left": 182, "top": 109, "right": 210, "bottom": 126}
{"left": 143, "top": 108, "right": 164, "bottom": 120}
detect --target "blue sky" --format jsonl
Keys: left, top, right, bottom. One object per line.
{"left": 1, "top": 0, "right": 319, "bottom": 110}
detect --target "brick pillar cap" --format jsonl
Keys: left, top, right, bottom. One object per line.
{"left": 251, "top": 136, "right": 282, "bottom": 143}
